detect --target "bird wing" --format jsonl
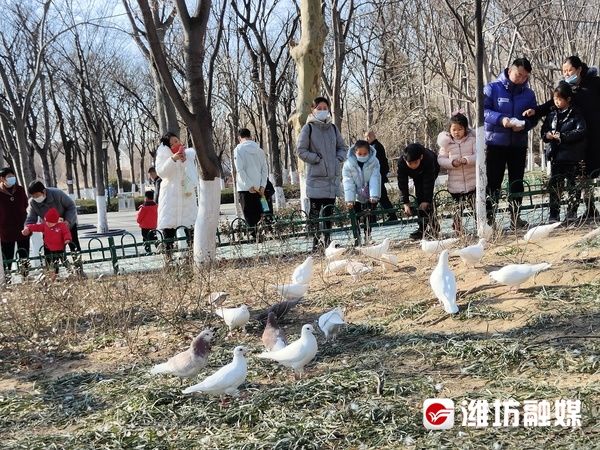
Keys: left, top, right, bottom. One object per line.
{"left": 185, "top": 361, "right": 243, "bottom": 394}
{"left": 430, "top": 267, "right": 456, "bottom": 305}
{"left": 258, "top": 338, "right": 304, "bottom": 364}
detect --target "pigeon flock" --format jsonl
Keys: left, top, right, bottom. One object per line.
{"left": 148, "top": 219, "right": 589, "bottom": 401}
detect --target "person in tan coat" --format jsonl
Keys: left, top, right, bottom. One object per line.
{"left": 437, "top": 113, "right": 477, "bottom": 233}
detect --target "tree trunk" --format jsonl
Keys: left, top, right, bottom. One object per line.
{"left": 289, "top": 0, "right": 328, "bottom": 213}
{"left": 475, "top": 0, "right": 488, "bottom": 238}
{"left": 94, "top": 133, "right": 108, "bottom": 233}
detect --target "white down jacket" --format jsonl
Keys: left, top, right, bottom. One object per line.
{"left": 155, "top": 144, "right": 199, "bottom": 229}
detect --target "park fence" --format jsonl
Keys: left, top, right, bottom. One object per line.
{"left": 3, "top": 174, "right": 599, "bottom": 281}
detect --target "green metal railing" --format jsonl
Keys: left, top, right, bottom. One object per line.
{"left": 3, "top": 176, "right": 599, "bottom": 279}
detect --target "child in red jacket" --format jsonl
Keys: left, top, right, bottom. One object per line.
{"left": 137, "top": 190, "right": 158, "bottom": 254}
{"left": 22, "top": 207, "right": 71, "bottom": 280}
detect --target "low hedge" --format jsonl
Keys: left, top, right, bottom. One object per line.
{"left": 75, "top": 184, "right": 302, "bottom": 214}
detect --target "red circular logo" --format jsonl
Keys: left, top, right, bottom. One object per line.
{"left": 425, "top": 402, "right": 452, "bottom": 425}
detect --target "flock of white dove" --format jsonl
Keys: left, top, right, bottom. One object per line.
{"left": 148, "top": 220, "right": 582, "bottom": 399}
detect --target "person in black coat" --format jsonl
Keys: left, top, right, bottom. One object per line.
{"left": 148, "top": 166, "right": 162, "bottom": 204}
{"left": 397, "top": 143, "right": 440, "bottom": 239}
{"left": 525, "top": 55, "right": 600, "bottom": 220}
{"left": 541, "top": 83, "right": 587, "bottom": 223}
{"left": 365, "top": 131, "right": 398, "bottom": 221}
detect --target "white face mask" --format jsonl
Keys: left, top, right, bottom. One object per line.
{"left": 314, "top": 110, "right": 330, "bottom": 122}
{"left": 5, "top": 176, "right": 16, "bottom": 187}
{"left": 33, "top": 195, "right": 46, "bottom": 203}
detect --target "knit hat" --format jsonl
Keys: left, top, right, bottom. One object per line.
{"left": 44, "top": 208, "right": 60, "bottom": 223}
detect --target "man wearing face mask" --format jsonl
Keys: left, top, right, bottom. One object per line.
{"left": 297, "top": 96, "right": 347, "bottom": 250}
{"left": 0, "top": 167, "right": 30, "bottom": 277}
{"left": 24, "top": 181, "right": 81, "bottom": 255}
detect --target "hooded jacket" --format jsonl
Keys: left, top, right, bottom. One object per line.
{"left": 296, "top": 115, "right": 347, "bottom": 199}
{"left": 342, "top": 145, "right": 381, "bottom": 203}
{"left": 155, "top": 144, "right": 199, "bottom": 229}
{"left": 26, "top": 221, "right": 72, "bottom": 252}
{"left": 233, "top": 140, "right": 269, "bottom": 192}
{"left": 541, "top": 106, "right": 587, "bottom": 164}
{"left": 484, "top": 69, "right": 537, "bottom": 147}
{"left": 437, "top": 130, "right": 477, "bottom": 194}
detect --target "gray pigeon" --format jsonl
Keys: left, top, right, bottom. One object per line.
{"left": 262, "top": 311, "right": 288, "bottom": 351}
{"left": 255, "top": 299, "right": 301, "bottom": 323}
{"left": 150, "top": 329, "right": 214, "bottom": 378}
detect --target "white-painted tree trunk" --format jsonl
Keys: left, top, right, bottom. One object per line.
{"left": 177, "top": 227, "right": 188, "bottom": 250}
{"left": 0, "top": 238, "right": 4, "bottom": 286}
{"left": 274, "top": 186, "right": 286, "bottom": 211}
{"left": 193, "top": 178, "right": 222, "bottom": 264}
{"left": 475, "top": 126, "right": 489, "bottom": 238}
{"left": 28, "top": 232, "right": 43, "bottom": 269}
{"left": 96, "top": 195, "right": 108, "bottom": 233}
{"left": 299, "top": 172, "right": 309, "bottom": 214}
{"left": 290, "top": 170, "right": 299, "bottom": 185}
{"left": 282, "top": 169, "right": 289, "bottom": 184}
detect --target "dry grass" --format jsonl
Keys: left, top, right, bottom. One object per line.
{"left": 1, "top": 224, "right": 599, "bottom": 449}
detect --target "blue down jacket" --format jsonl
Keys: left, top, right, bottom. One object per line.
{"left": 342, "top": 145, "right": 381, "bottom": 203}
{"left": 484, "top": 69, "right": 537, "bottom": 148}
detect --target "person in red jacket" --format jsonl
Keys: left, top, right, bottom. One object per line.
{"left": 137, "top": 190, "right": 158, "bottom": 254}
{"left": 21, "top": 208, "right": 71, "bottom": 280}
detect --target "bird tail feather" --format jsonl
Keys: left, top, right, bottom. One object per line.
{"left": 149, "top": 363, "right": 168, "bottom": 375}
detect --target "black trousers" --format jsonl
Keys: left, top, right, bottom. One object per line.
{"left": 451, "top": 191, "right": 475, "bottom": 230}
{"left": 68, "top": 224, "right": 81, "bottom": 252}
{"left": 354, "top": 202, "right": 376, "bottom": 244}
{"left": 486, "top": 144, "right": 527, "bottom": 216}
{"left": 163, "top": 227, "right": 193, "bottom": 252}
{"left": 44, "top": 248, "right": 66, "bottom": 274}
{"left": 309, "top": 197, "right": 336, "bottom": 249}
{"left": 238, "top": 191, "right": 263, "bottom": 227}
{"left": 1, "top": 238, "right": 30, "bottom": 271}
{"left": 378, "top": 182, "right": 398, "bottom": 220}
{"left": 549, "top": 162, "right": 581, "bottom": 219}
{"left": 141, "top": 228, "right": 157, "bottom": 253}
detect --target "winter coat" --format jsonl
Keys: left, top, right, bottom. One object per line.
{"left": 541, "top": 107, "right": 587, "bottom": 164}
{"left": 296, "top": 115, "right": 347, "bottom": 199}
{"left": 153, "top": 177, "right": 162, "bottom": 204}
{"left": 484, "top": 69, "right": 537, "bottom": 148}
{"left": 234, "top": 140, "right": 268, "bottom": 192}
{"left": 137, "top": 200, "right": 158, "bottom": 230}
{"left": 26, "top": 221, "right": 71, "bottom": 252}
{"left": 370, "top": 139, "right": 391, "bottom": 183}
{"left": 155, "top": 144, "right": 199, "bottom": 229}
{"left": 25, "top": 187, "right": 78, "bottom": 226}
{"left": 437, "top": 130, "right": 477, "bottom": 194}
{"left": 342, "top": 145, "right": 381, "bottom": 203}
{"left": 0, "top": 184, "right": 28, "bottom": 242}
{"left": 535, "top": 68, "right": 600, "bottom": 174}
{"left": 397, "top": 147, "right": 440, "bottom": 204}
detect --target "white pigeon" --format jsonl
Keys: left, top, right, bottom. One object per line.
{"left": 318, "top": 308, "right": 346, "bottom": 340}
{"left": 380, "top": 253, "right": 398, "bottom": 272}
{"left": 182, "top": 346, "right": 248, "bottom": 397}
{"left": 346, "top": 260, "right": 373, "bottom": 281}
{"left": 257, "top": 324, "right": 318, "bottom": 377}
{"left": 150, "top": 329, "right": 214, "bottom": 378}
{"left": 291, "top": 256, "right": 314, "bottom": 285}
{"left": 206, "top": 291, "right": 228, "bottom": 307}
{"left": 325, "top": 241, "right": 347, "bottom": 261}
{"left": 523, "top": 222, "right": 562, "bottom": 243}
{"left": 489, "top": 263, "right": 552, "bottom": 290}
{"left": 450, "top": 239, "right": 486, "bottom": 266}
{"left": 324, "top": 259, "right": 349, "bottom": 276}
{"left": 421, "top": 238, "right": 459, "bottom": 255}
{"left": 215, "top": 305, "right": 250, "bottom": 333}
{"left": 272, "top": 283, "right": 309, "bottom": 300}
{"left": 358, "top": 238, "right": 390, "bottom": 258}
{"left": 429, "top": 250, "right": 459, "bottom": 314}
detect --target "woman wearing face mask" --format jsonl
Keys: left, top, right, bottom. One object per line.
{"left": 524, "top": 56, "right": 600, "bottom": 221}
{"left": 296, "top": 96, "right": 347, "bottom": 250}
{"left": 0, "top": 167, "right": 30, "bottom": 278}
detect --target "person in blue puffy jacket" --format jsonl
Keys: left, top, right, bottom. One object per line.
{"left": 484, "top": 57, "right": 537, "bottom": 229}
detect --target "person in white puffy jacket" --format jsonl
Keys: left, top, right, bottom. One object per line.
{"left": 342, "top": 140, "right": 381, "bottom": 243}
{"left": 437, "top": 113, "right": 477, "bottom": 233}
{"left": 155, "top": 132, "right": 199, "bottom": 253}
{"left": 233, "top": 128, "right": 269, "bottom": 227}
